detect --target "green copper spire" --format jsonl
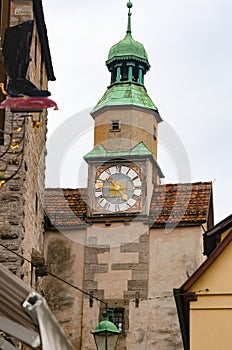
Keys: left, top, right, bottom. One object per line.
{"left": 127, "top": 1, "right": 133, "bottom": 34}
{"left": 106, "top": 1, "right": 150, "bottom": 69}
{"left": 92, "top": 1, "right": 160, "bottom": 115}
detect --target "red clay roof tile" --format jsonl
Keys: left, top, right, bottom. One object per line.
{"left": 45, "top": 182, "right": 212, "bottom": 229}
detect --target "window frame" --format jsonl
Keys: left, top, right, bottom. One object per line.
{"left": 108, "top": 308, "right": 124, "bottom": 333}
{"left": 110, "top": 119, "right": 120, "bottom": 131}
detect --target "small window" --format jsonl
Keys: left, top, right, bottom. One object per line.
{"left": 111, "top": 120, "right": 120, "bottom": 131}
{"left": 109, "top": 308, "right": 124, "bottom": 332}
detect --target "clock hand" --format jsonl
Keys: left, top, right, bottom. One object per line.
{"left": 95, "top": 182, "right": 103, "bottom": 189}
{"left": 107, "top": 179, "right": 128, "bottom": 200}
{"left": 107, "top": 180, "right": 128, "bottom": 200}
{"left": 118, "top": 189, "right": 128, "bottom": 201}
{"left": 96, "top": 178, "right": 128, "bottom": 201}
{"left": 95, "top": 183, "right": 114, "bottom": 189}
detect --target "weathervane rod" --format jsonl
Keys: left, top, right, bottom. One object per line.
{"left": 127, "top": 1, "right": 133, "bottom": 34}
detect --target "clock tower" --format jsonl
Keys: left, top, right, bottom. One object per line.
{"left": 85, "top": 1, "right": 163, "bottom": 218}
{"left": 44, "top": 2, "right": 214, "bottom": 349}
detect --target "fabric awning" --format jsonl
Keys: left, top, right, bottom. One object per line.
{"left": 0, "top": 264, "right": 74, "bottom": 350}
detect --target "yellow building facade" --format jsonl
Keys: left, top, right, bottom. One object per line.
{"left": 175, "top": 215, "right": 232, "bottom": 350}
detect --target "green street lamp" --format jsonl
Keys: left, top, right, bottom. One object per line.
{"left": 92, "top": 313, "right": 121, "bottom": 350}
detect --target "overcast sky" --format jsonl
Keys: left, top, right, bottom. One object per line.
{"left": 43, "top": 0, "right": 232, "bottom": 224}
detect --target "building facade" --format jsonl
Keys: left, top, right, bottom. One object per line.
{"left": 0, "top": 0, "right": 55, "bottom": 286}
{"left": 44, "top": 2, "right": 214, "bottom": 350}
{"left": 175, "top": 215, "right": 232, "bottom": 350}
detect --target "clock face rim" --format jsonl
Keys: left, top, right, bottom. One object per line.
{"left": 94, "top": 164, "right": 142, "bottom": 213}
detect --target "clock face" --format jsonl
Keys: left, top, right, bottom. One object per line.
{"left": 94, "top": 165, "right": 142, "bottom": 212}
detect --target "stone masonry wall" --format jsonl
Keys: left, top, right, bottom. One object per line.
{"left": 81, "top": 223, "right": 149, "bottom": 350}
{"left": 0, "top": 1, "right": 49, "bottom": 286}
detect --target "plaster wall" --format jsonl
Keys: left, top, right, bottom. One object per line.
{"left": 79, "top": 223, "right": 205, "bottom": 350}
{"left": 94, "top": 108, "right": 158, "bottom": 158}
{"left": 189, "top": 240, "right": 232, "bottom": 293}
{"left": 190, "top": 308, "right": 232, "bottom": 350}
{"left": 146, "top": 226, "right": 205, "bottom": 350}
{"left": 43, "top": 222, "right": 206, "bottom": 350}
{"left": 188, "top": 241, "right": 232, "bottom": 350}
{"left": 81, "top": 298, "right": 104, "bottom": 350}
{"left": 43, "top": 229, "right": 86, "bottom": 350}
{"left": 220, "top": 227, "right": 231, "bottom": 241}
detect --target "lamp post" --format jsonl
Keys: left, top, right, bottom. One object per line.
{"left": 92, "top": 312, "right": 121, "bottom": 350}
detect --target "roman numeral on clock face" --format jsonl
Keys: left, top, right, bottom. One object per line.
{"left": 114, "top": 204, "right": 120, "bottom": 212}
{"left": 95, "top": 164, "right": 142, "bottom": 212}
{"left": 115, "top": 165, "right": 121, "bottom": 173}
{"left": 95, "top": 189, "right": 103, "bottom": 197}
{"left": 105, "top": 168, "right": 112, "bottom": 175}
{"left": 103, "top": 201, "right": 111, "bottom": 210}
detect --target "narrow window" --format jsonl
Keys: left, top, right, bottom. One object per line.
{"left": 0, "top": 110, "right": 5, "bottom": 145}
{"left": 109, "top": 308, "right": 124, "bottom": 332}
{"left": 35, "top": 193, "right": 38, "bottom": 213}
{"left": 153, "top": 125, "right": 157, "bottom": 140}
{"left": 111, "top": 120, "right": 120, "bottom": 131}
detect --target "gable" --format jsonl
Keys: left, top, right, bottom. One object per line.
{"left": 189, "top": 236, "right": 232, "bottom": 294}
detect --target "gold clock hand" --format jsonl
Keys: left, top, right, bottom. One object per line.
{"left": 95, "top": 182, "right": 103, "bottom": 189}
{"left": 116, "top": 188, "right": 128, "bottom": 201}
{"left": 97, "top": 178, "right": 128, "bottom": 201}
{"left": 108, "top": 182, "right": 128, "bottom": 201}
{"left": 121, "top": 192, "right": 128, "bottom": 201}
{"left": 109, "top": 180, "right": 128, "bottom": 200}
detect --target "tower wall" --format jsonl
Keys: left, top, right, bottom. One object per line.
{"left": 94, "top": 108, "right": 158, "bottom": 159}
{"left": 43, "top": 223, "right": 205, "bottom": 350}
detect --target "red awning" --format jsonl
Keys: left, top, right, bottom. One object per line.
{"left": 0, "top": 97, "right": 58, "bottom": 112}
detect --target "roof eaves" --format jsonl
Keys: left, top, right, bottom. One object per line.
{"left": 32, "top": 0, "right": 55, "bottom": 81}
{"left": 149, "top": 220, "right": 206, "bottom": 228}
{"left": 45, "top": 223, "right": 89, "bottom": 231}
{"left": 204, "top": 213, "right": 232, "bottom": 238}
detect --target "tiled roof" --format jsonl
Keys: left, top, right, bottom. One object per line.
{"left": 45, "top": 188, "right": 88, "bottom": 228}
{"left": 44, "top": 182, "right": 212, "bottom": 229}
{"left": 149, "top": 182, "right": 212, "bottom": 227}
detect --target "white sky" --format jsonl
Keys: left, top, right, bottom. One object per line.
{"left": 43, "top": 0, "right": 232, "bottom": 224}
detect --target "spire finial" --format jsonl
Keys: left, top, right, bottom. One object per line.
{"left": 127, "top": 1, "right": 133, "bottom": 34}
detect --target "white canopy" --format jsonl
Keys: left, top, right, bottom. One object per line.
{"left": 0, "top": 264, "right": 75, "bottom": 350}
